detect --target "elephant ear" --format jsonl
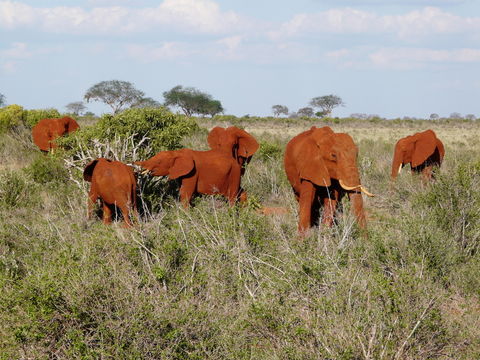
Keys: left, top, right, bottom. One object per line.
{"left": 207, "top": 127, "right": 225, "bottom": 150}
{"left": 412, "top": 130, "right": 437, "bottom": 167}
{"left": 83, "top": 160, "right": 99, "bottom": 182}
{"left": 169, "top": 151, "right": 195, "bottom": 180}
{"left": 231, "top": 127, "right": 259, "bottom": 158}
{"left": 66, "top": 117, "right": 80, "bottom": 133}
{"left": 298, "top": 139, "right": 331, "bottom": 187}
{"left": 436, "top": 138, "right": 445, "bottom": 161}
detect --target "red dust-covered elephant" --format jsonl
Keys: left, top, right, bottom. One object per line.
{"left": 284, "top": 126, "right": 374, "bottom": 233}
{"left": 207, "top": 126, "right": 259, "bottom": 168}
{"left": 32, "top": 116, "right": 80, "bottom": 151}
{"left": 84, "top": 158, "right": 138, "bottom": 227}
{"left": 391, "top": 129, "right": 445, "bottom": 181}
{"left": 207, "top": 126, "right": 259, "bottom": 201}
{"left": 135, "top": 149, "right": 244, "bottom": 207}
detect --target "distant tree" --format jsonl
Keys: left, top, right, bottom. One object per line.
{"left": 297, "top": 107, "right": 314, "bottom": 117}
{"left": 0, "top": 93, "right": 5, "bottom": 107}
{"left": 163, "top": 85, "right": 223, "bottom": 117}
{"left": 84, "top": 111, "right": 96, "bottom": 117}
{"left": 272, "top": 105, "right": 289, "bottom": 117}
{"left": 131, "top": 97, "right": 161, "bottom": 109}
{"left": 84, "top": 80, "right": 145, "bottom": 114}
{"left": 449, "top": 112, "right": 462, "bottom": 119}
{"left": 202, "top": 99, "right": 224, "bottom": 117}
{"left": 288, "top": 112, "right": 298, "bottom": 119}
{"left": 429, "top": 113, "right": 440, "bottom": 120}
{"left": 350, "top": 113, "right": 368, "bottom": 120}
{"left": 465, "top": 114, "right": 476, "bottom": 120}
{"left": 309, "top": 95, "right": 344, "bottom": 117}
{"left": 65, "top": 101, "right": 87, "bottom": 115}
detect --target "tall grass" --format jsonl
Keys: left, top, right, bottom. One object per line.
{"left": 0, "top": 120, "right": 479, "bottom": 359}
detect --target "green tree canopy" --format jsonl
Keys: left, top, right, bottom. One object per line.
{"left": 0, "top": 93, "right": 5, "bottom": 107}
{"left": 131, "top": 97, "right": 161, "bottom": 109}
{"left": 297, "top": 107, "right": 314, "bottom": 117}
{"left": 272, "top": 105, "right": 289, "bottom": 117}
{"left": 65, "top": 101, "right": 87, "bottom": 115}
{"left": 309, "top": 95, "right": 344, "bottom": 117}
{"left": 163, "top": 85, "right": 223, "bottom": 117}
{"left": 84, "top": 80, "right": 145, "bottom": 114}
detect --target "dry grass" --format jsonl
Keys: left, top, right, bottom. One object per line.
{"left": 0, "top": 118, "right": 479, "bottom": 359}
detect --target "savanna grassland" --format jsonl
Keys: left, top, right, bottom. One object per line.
{"left": 0, "top": 111, "right": 479, "bottom": 359}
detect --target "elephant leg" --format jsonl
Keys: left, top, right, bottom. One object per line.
{"left": 321, "top": 194, "right": 337, "bottom": 227}
{"left": 422, "top": 165, "right": 433, "bottom": 182}
{"left": 227, "top": 166, "right": 242, "bottom": 206}
{"left": 238, "top": 189, "right": 247, "bottom": 204}
{"left": 298, "top": 181, "right": 316, "bottom": 233}
{"left": 179, "top": 181, "right": 194, "bottom": 208}
{"left": 348, "top": 192, "right": 366, "bottom": 229}
{"left": 118, "top": 202, "right": 132, "bottom": 228}
{"left": 87, "top": 191, "right": 98, "bottom": 220}
{"left": 102, "top": 203, "right": 113, "bottom": 225}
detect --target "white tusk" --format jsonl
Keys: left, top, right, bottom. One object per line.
{"left": 398, "top": 163, "right": 402, "bottom": 174}
{"left": 339, "top": 179, "right": 375, "bottom": 197}
{"left": 360, "top": 186, "right": 375, "bottom": 197}
{"left": 141, "top": 169, "right": 150, "bottom": 175}
{"left": 339, "top": 179, "right": 361, "bottom": 191}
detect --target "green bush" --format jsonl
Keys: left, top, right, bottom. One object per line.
{"left": 24, "top": 108, "right": 61, "bottom": 128}
{"left": 0, "top": 171, "right": 29, "bottom": 208}
{"left": 24, "top": 155, "right": 69, "bottom": 184}
{"left": 61, "top": 107, "right": 199, "bottom": 159}
{"left": 257, "top": 140, "right": 283, "bottom": 161}
{"left": 0, "top": 105, "right": 25, "bottom": 133}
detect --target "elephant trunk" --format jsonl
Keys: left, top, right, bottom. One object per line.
{"left": 391, "top": 146, "right": 403, "bottom": 180}
{"left": 348, "top": 192, "right": 367, "bottom": 229}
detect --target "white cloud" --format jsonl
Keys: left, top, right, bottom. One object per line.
{"left": 125, "top": 42, "right": 193, "bottom": 62}
{"left": 270, "top": 7, "right": 480, "bottom": 40}
{"left": 0, "top": 42, "right": 32, "bottom": 74}
{"left": 1, "top": 42, "right": 32, "bottom": 59}
{"left": 0, "top": 0, "right": 249, "bottom": 35}
{"left": 369, "top": 47, "right": 480, "bottom": 69}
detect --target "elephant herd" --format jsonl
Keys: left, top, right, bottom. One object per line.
{"left": 32, "top": 116, "right": 445, "bottom": 233}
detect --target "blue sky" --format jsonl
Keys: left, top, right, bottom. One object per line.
{"left": 1, "top": 0, "right": 479, "bottom": 118}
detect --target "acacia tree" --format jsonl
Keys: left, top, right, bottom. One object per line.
{"left": 309, "top": 95, "right": 344, "bottom": 117}
{"left": 65, "top": 101, "right": 87, "bottom": 115}
{"left": 84, "top": 80, "right": 145, "bottom": 114}
{"left": 297, "top": 107, "right": 314, "bottom": 117}
{"left": 131, "top": 97, "right": 161, "bottom": 109}
{"left": 0, "top": 93, "right": 5, "bottom": 107}
{"left": 272, "top": 105, "right": 289, "bottom": 117}
{"left": 163, "top": 85, "right": 223, "bottom": 117}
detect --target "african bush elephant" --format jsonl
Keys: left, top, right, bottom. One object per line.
{"left": 32, "top": 116, "right": 80, "bottom": 151}
{"left": 207, "top": 126, "right": 259, "bottom": 168}
{"left": 391, "top": 129, "right": 445, "bottom": 181}
{"left": 84, "top": 158, "right": 138, "bottom": 227}
{"left": 284, "top": 126, "right": 374, "bottom": 233}
{"left": 135, "top": 149, "right": 244, "bottom": 207}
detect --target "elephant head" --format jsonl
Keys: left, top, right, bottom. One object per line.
{"left": 135, "top": 149, "right": 195, "bottom": 179}
{"left": 32, "top": 116, "right": 80, "bottom": 151}
{"left": 83, "top": 159, "right": 101, "bottom": 182}
{"left": 299, "top": 126, "right": 373, "bottom": 196}
{"left": 207, "top": 126, "right": 259, "bottom": 166}
{"left": 391, "top": 129, "right": 444, "bottom": 179}
{"left": 62, "top": 116, "right": 80, "bottom": 133}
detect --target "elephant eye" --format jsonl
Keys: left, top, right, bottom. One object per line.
{"left": 331, "top": 153, "right": 337, "bottom": 160}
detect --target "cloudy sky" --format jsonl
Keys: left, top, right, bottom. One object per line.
{"left": 1, "top": 0, "right": 479, "bottom": 118}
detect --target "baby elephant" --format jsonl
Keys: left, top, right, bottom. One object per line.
{"left": 83, "top": 158, "right": 138, "bottom": 227}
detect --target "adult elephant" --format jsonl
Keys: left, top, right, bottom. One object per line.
{"left": 284, "top": 126, "right": 374, "bottom": 233}
{"left": 135, "top": 149, "right": 244, "bottom": 207}
{"left": 391, "top": 129, "right": 445, "bottom": 181}
{"left": 84, "top": 158, "right": 138, "bottom": 227}
{"left": 207, "top": 126, "right": 259, "bottom": 168}
{"left": 32, "top": 116, "right": 80, "bottom": 151}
